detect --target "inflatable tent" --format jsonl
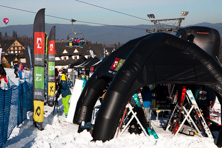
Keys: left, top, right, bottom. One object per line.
{"left": 83, "top": 57, "right": 100, "bottom": 68}
{"left": 69, "top": 56, "right": 87, "bottom": 68}
{"left": 73, "top": 26, "right": 222, "bottom": 146}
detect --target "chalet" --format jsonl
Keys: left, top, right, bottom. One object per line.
{"left": 0, "top": 40, "right": 29, "bottom": 68}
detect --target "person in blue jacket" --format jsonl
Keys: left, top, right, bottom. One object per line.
{"left": 60, "top": 69, "right": 71, "bottom": 117}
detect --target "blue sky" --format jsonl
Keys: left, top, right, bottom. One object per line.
{"left": 0, "top": 0, "right": 222, "bottom": 27}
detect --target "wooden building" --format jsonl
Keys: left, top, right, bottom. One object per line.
{"left": 0, "top": 39, "right": 29, "bottom": 68}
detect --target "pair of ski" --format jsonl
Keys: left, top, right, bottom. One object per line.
{"left": 166, "top": 86, "right": 190, "bottom": 134}
{"left": 136, "top": 92, "right": 159, "bottom": 139}
{"left": 186, "top": 90, "right": 213, "bottom": 138}
{"left": 173, "top": 86, "right": 187, "bottom": 134}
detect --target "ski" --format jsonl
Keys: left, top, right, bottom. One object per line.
{"left": 137, "top": 91, "right": 159, "bottom": 139}
{"left": 165, "top": 90, "right": 178, "bottom": 131}
{"left": 174, "top": 86, "right": 186, "bottom": 134}
{"left": 147, "top": 127, "right": 159, "bottom": 139}
{"left": 186, "top": 90, "right": 213, "bottom": 138}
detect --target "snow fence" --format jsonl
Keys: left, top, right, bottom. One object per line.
{"left": 0, "top": 81, "right": 33, "bottom": 148}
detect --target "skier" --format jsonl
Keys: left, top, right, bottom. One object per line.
{"left": 14, "top": 63, "right": 19, "bottom": 78}
{"left": 60, "top": 69, "right": 71, "bottom": 117}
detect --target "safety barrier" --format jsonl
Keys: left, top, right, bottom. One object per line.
{"left": 0, "top": 80, "right": 33, "bottom": 147}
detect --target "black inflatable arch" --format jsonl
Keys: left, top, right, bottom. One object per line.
{"left": 74, "top": 27, "right": 222, "bottom": 146}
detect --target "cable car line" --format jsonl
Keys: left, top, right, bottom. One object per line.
{"left": 75, "top": 0, "right": 150, "bottom": 22}
{"left": 0, "top": 4, "right": 147, "bottom": 31}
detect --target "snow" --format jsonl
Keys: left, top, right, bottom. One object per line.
{"left": 2, "top": 68, "right": 221, "bottom": 148}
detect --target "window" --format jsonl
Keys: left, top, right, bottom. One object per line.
{"left": 63, "top": 49, "right": 68, "bottom": 54}
{"left": 72, "top": 55, "right": 79, "bottom": 59}
{"left": 55, "top": 57, "right": 60, "bottom": 61}
{"left": 74, "top": 48, "right": 79, "bottom": 53}
{"left": 61, "top": 56, "right": 69, "bottom": 61}
{"left": 20, "top": 58, "right": 26, "bottom": 63}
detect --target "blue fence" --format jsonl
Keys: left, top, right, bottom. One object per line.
{"left": 0, "top": 80, "right": 33, "bottom": 148}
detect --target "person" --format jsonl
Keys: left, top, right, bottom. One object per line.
{"left": 18, "top": 62, "right": 23, "bottom": 79}
{"left": 0, "top": 64, "right": 8, "bottom": 85}
{"left": 60, "top": 69, "right": 71, "bottom": 117}
{"left": 70, "top": 69, "right": 75, "bottom": 85}
{"left": 54, "top": 76, "right": 61, "bottom": 107}
{"left": 55, "top": 68, "right": 59, "bottom": 79}
{"left": 14, "top": 63, "right": 19, "bottom": 78}
{"left": 80, "top": 73, "right": 86, "bottom": 91}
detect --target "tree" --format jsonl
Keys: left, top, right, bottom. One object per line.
{"left": 4, "top": 32, "right": 8, "bottom": 40}
{"left": 0, "top": 32, "right": 2, "bottom": 40}
{"left": 12, "top": 30, "right": 18, "bottom": 39}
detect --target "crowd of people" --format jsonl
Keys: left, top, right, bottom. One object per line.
{"left": 68, "top": 38, "right": 85, "bottom": 47}
{"left": 0, "top": 61, "right": 90, "bottom": 118}
{"left": 55, "top": 68, "right": 88, "bottom": 117}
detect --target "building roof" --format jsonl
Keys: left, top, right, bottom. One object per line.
{"left": 55, "top": 41, "right": 104, "bottom": 67}
{"left": 55, "top": 41, "right": 104, "bottom": 58}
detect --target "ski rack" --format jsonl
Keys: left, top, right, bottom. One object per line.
{"left": 116, "top": 103, "right": 149, "bottom": 137}
{"left": 165, "top": 103, "right": 202, "bottom": 136}
{"left": 165, "top": 90, "right": 213, "bottom": 138}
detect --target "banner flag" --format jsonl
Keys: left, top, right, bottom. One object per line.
{"left": 47, "top": 26, "right": 56, "bottom": 106}
{"left": 27, "top": 46, "right": 32, "bottom": 69}
{"left": 33, "top": 8, "right": 45, "bottom": 130}
{"left": 0, "top": 48, "right": 2, "bottom": 64}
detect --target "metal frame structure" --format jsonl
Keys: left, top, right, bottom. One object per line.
{"left": 146, "top": 11, "right": 189, "bottom": 33}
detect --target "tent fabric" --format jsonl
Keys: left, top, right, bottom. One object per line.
{"left": 72, "top": 57, "right": 100, "bottom": 69}
{"left": 176, "top": 26, "right": 221, "bottom": 58}
{"left": 82, "top": 57, "right": 100, "bottom": 68}
{"left": 69, "top": 56, "right": 87, "bottom": 68}
{"left": 73, "top": 27, "right": 222, "bottom": 146}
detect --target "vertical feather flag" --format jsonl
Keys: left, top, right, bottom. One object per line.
{"left": 0, "top": 48, "right": 2, "bottom": 64}
{"left": 27, "top": 46, "right": 32, "bottom": 69}
{"left": 47, "top": 26, "right": 56, "bottom": 106}
{"left": 33, "top": 8, "right": 45, "bottom": 130}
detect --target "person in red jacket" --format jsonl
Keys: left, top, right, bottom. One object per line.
{"left": 0, "top": 64, "right": 8, "bottom": 85}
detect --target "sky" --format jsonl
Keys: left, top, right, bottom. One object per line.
{"left": 0, "top": 0, "right": 222, "bottom": 28}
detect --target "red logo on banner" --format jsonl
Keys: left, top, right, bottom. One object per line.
{"left": 110, "top": 58, "right": 120, "bottom": 70}
{"left": 34, "top": 32, "right": 45, "bottom": 55}
{"left": 48, "top": 41, "right": 55, "bottom": 54}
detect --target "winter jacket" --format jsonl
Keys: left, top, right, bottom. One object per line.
{"left": 60, "top": 73, "right": 71, "bottom": 98}
{"left": 0, "top": 64, "right": 6, "bottom": 76}
{"left": 18, "top": 63, "right": 23, "bottom": 71}
{"left": 0, "top": 64, "right": 8, "bottom": 84}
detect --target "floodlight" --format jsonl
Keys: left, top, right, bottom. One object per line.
{"left": 147, "top": 14, "right": 155, "bottom": 19}
{"left": 71, "top": 19, "right": 76, "bottom": 23}
{"left": 181, "top": 11, "right": 189, "bottom": 16}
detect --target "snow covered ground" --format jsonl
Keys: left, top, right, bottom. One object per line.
{"left": 2, "top": 68, "right": 221, "bottom": 148}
